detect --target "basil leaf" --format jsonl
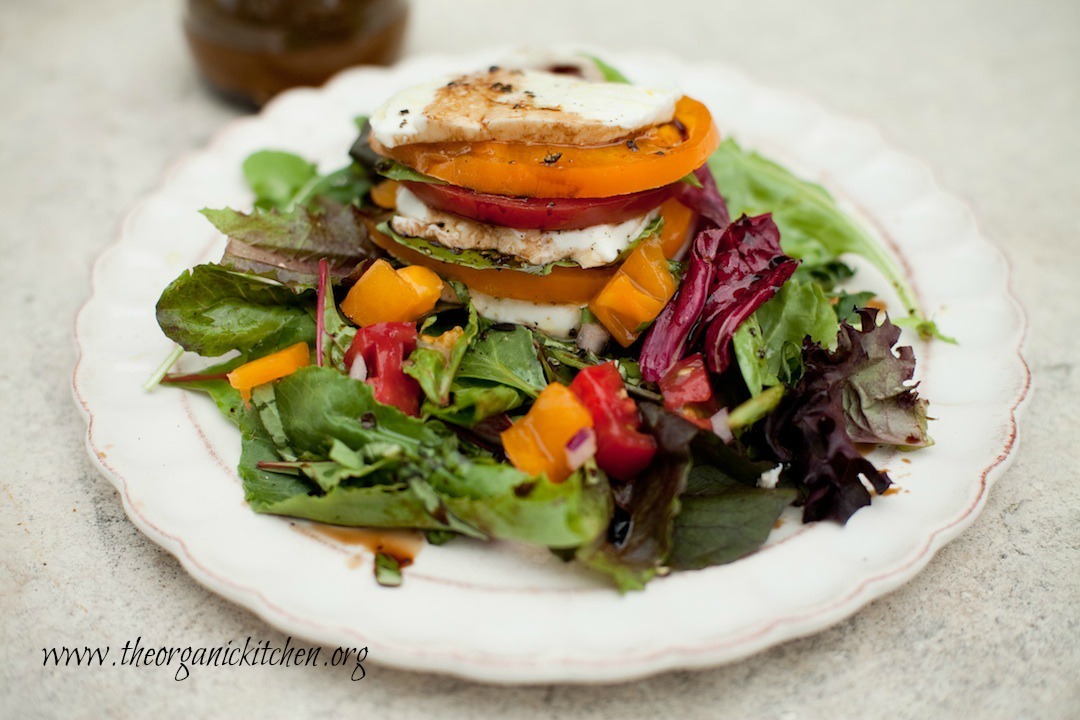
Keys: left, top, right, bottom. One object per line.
{"left": 582, "top": 54, "right": 631, "bottom": 84}
{"left": 379, "top": 215, "right": 663, "bottom": 276}
{"left": 374, "top": 158, "right": 448, "bottom": 185}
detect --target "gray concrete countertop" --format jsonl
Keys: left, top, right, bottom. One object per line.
{"left": 1, "top": 1, "right": 1077, "bottom": 717}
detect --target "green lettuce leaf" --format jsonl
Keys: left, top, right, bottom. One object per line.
{"left": 406, "top": 304, "right": 479, "bottom": 406}
{"left": 733, "top": 279, "right": 840, "bottom": 396}
{"left": 241, "top": 367, "right": 610, "bottom": 548}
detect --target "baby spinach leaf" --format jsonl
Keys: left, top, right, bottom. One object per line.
{"left": 424, "top": 379, "right": 523, "bottom": 426}
{"left": 456, "top": 323, "right": 549, "bottom": 398}
{"left": 669, "top": 465, "right": 795, "bottom": 570}
{"left": 156, "top": 264, "right": 315, "bottom": 356}
{"left": 243, "top": 150, "right": 318, "bottom": 211}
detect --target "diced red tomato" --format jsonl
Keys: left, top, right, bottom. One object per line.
{"left": 402, "top": 180, "right": 678, "bottom": 231}
{"left": 344, "top": 322, "right": 421, "bottom": 416}
{"left": 658, "top": 354, "right": 719, "bottom": 428}
{"left": 568, "top": 362, "right": 656, "bottom": 481}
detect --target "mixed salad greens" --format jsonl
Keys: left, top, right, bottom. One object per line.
{"left": 152, "top": 84, "right": 943, "bottom": 591}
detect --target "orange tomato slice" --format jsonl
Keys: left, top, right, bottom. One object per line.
{"left": 371, "top": 97, "right": 720, "bottom": 199}
{"left": 367, "top": 198, "right": 697, "bottom": 305}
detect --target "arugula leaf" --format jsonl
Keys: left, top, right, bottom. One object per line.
{"left": 733, "top": 279, "right": 840, "bottom": 396}
{"left": 710, "top": 139, "right": 951, "bottom": 341}
{"left": 156, "top": 264, "right": 315, "bottom": 356}
{"left": 243, "top": 151, "right": 318, "bottom": 211}
{"left": 456, "top": 322, "right": 549, "bottom": 398}
{"left": 206, "top": 203, "right": 379, "bottom": 291}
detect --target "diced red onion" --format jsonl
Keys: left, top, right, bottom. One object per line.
{"left": 348, "top": 355, "right": 368, "bottom": 382}
{"left": 575, "top": 322, "right": 610, "bottom": 355}
{"left": 564, "top": 428, "right": 597, "bottom": 471}
{"left": 709, "top": 408, "right": 733, "bottom": 443}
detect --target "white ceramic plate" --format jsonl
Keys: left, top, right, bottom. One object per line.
{"left": 73, "top": 50, "right": 1029, "bottom": 684}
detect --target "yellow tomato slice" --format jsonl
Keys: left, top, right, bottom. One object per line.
{"left": 371, "top": 97, "right": 720, "bottom": 199}
{"left": 367, "top": 198, "right": 697, "bottom": 305}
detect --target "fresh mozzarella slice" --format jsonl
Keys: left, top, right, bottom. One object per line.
{"left": 469, "top": 290, "right": 583, "bottom": 339}
{"left": 370, "top": 67, "right": 679, "bottom": 149}
{"left": 390, "top": 187, "right": 659, "bottom": 268}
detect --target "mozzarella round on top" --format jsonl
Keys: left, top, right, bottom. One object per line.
{"left": 370, "top": 67, "right": 679, "bottom": 149}
{"left": 390, "top": 186, "right": 660, "bottom": 269}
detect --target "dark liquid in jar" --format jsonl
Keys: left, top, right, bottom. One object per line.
{"left": 185, "top": 0, "right": 408, "bottom": 107}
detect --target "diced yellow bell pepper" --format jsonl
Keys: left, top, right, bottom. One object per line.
{"left": 227, "top": 342, "right": 310, "bottom": 404}
{"left": 398, "top": 264, "right": 445, "bottom": 317}
{"left": 588, "top": 238, "right": 676, "bottom": 347}
{"left": 340, "top": 260, "right": 443, "bottom": 326}
{"left": 620, "top": 236, "right": 677, "bottom": 301}
{"left": 370, "top": 180, "right": 400, "bottom": 209}
{"left": 501, "top": 383, "right": 593, "bottom": 483}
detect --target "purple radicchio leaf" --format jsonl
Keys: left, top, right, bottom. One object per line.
{"left": 699, "top": 215, "right": 800, "bottom": 374}
{"left": 675, "top": 163, "right": 731, "bottom": 230}
{"left": 640, "top": 213, "right": 798, "bottom": 381}
{"left": 761, "top": 309, "right": 928, "bottom": 524}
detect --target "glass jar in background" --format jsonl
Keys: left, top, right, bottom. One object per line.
{"left": 185, "top": 0, "right": 408, "bottom": 108}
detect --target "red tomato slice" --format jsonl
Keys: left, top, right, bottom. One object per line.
{"left": 401, "top": 181, "right": 678, "bottom": 231}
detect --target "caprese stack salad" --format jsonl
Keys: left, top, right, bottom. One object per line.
{"left": 154, "top": 55, "right": 935, "bottom": 589}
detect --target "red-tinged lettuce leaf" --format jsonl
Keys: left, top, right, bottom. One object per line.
{"left": 205, "top": 200, "right": 381, "bottom": 291}
{"left": 640, "top": 214, "right": 798, "bottom": 381}
{"left": 840, "top": 311, "right": 932, "bottom": 448}
{"left": 761, "top": 309, "right": 930, "bottom": 523}
{"left": 575, "top": 404, "right": 698, "bottom": 591}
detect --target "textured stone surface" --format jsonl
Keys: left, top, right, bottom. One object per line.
{"left": 1, "top": 1, "right": 1077, "bottom": 717}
